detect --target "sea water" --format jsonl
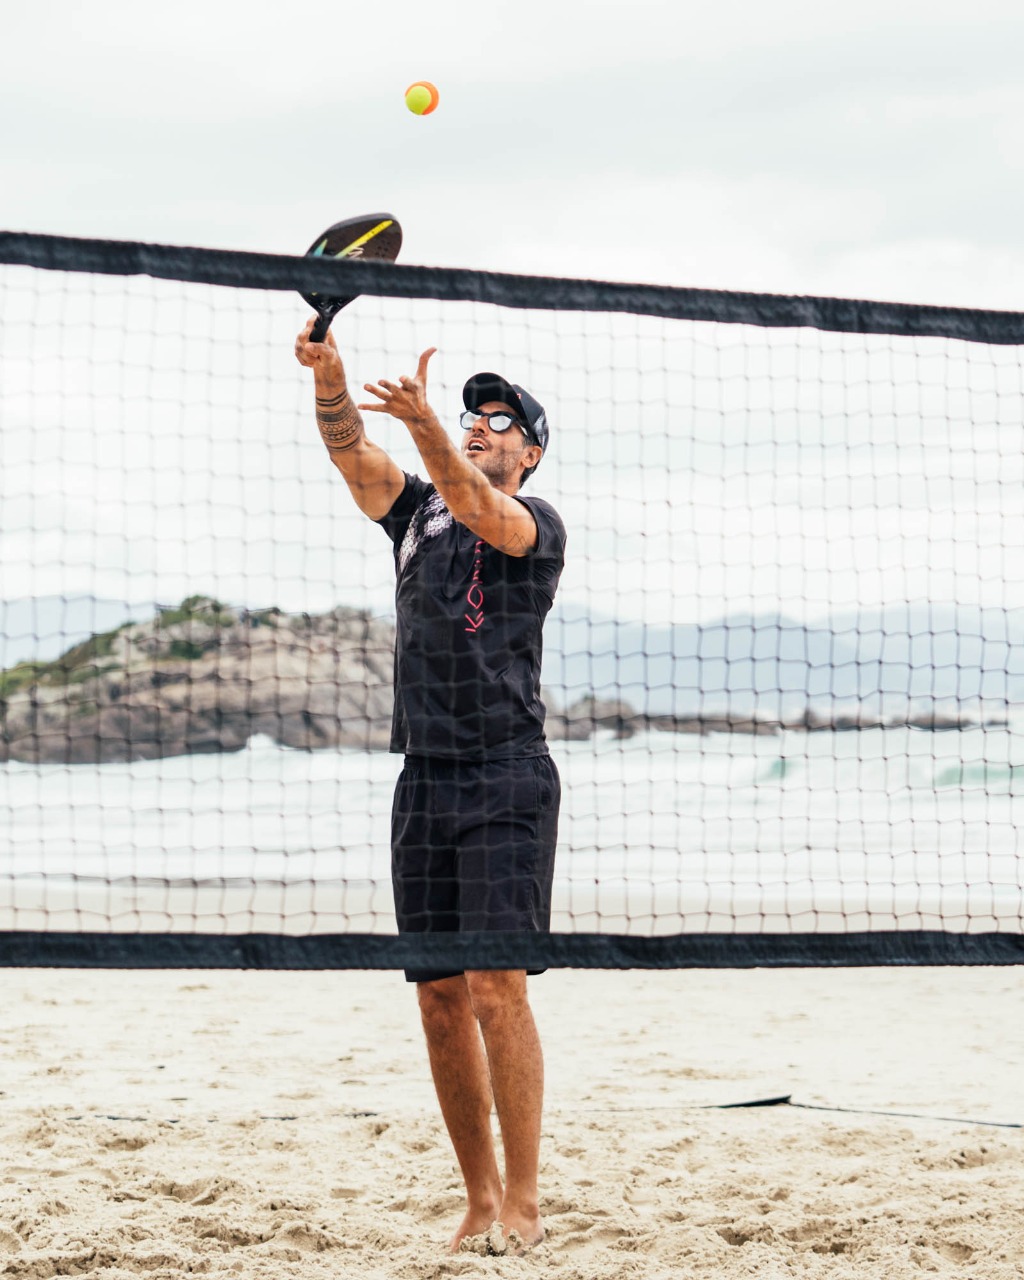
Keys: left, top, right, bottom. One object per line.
{"left": 1, "top": 727, "right": 1022, "bottom": 935}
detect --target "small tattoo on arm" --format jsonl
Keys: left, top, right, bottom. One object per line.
{"left": 499, "top": 532, "right": 530, "bottom": 555}
{"left": 316, "top": 390, "right": 364, "bottom": 453}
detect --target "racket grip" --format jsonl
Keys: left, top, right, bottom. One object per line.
{"left": 310, "top": 313, "right": 331, "bottom": 343}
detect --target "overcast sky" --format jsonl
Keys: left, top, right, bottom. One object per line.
{"left": 5, "top": 0, "right": 1024, "bottom": 308}
{"left": 5, "top": 1, "right": 1024, "bottom": 635}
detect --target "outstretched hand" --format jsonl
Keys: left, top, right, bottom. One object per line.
{"left": 359, "top": 348, "right": 438, "bottom": 427}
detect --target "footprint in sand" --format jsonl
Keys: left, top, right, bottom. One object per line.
{"left": 0, "top": 1229, "right": 23, "bottom": 1254}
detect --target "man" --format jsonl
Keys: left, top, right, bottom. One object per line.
{"left": 294, "top": 320, "right": 566, "bottom": 1253}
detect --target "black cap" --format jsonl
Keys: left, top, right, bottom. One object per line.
{"left": 462, "top": 373, "right": 550, "bottom": 454}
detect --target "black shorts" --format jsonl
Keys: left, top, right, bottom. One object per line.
{"left": 391, "top": 754, "right": 560, "bottom": 984}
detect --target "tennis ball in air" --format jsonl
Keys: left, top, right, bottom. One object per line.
{"left": 405, "top": 81, "right": 439, "bottom": 116}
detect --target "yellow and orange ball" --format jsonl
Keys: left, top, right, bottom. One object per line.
{"left": 405, "top": 81, "right": 439, "bottom": 116}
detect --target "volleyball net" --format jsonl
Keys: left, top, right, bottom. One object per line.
{"left": 1, "top": 230, "right": 1022, "bottom": 968}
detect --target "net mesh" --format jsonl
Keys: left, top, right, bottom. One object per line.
{"left": 1, "top": 236, "right": 1023, "bottom": 967}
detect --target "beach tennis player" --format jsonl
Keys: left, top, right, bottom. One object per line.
{"left": 294, "top": 320, "right": 566, "bottom": 1252}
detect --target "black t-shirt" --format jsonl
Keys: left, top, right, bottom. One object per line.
{"left": 376, "top": 474, "right": 566, "bottom": 759}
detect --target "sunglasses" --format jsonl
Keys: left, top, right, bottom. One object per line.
{"left": 459, "top": 409, "right": 529, "bottom": 437}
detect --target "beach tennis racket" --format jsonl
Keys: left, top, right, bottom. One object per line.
{"left": 301, "top": 213, "right": 403, "bottom": 342}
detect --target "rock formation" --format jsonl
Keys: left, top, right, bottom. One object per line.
{"left": 0, "top": 597, "right": 395, "bottom": 764}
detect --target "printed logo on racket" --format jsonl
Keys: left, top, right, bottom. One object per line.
{"left": 300, "top": 213, "right": 402, "bottom": 343}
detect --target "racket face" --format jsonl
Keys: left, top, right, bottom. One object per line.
{"left": 301, "top": 213, "right": 402, "bottom": 315}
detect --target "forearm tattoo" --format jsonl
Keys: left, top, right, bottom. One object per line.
{"left": 315, "top": 390, "right": 363, "bottom": 454}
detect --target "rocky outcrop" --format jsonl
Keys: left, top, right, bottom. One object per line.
{"left": 783, "top": 705, "right": 1007, "bottom": 732}
{"left": 0, "top": 597, "right": 395, "bottom": 764}
{"left": 546, "top": 698, "right": 783, "bottom": 740}
{"left": 547, "top": 698, "right": 1006, "bottom": 741}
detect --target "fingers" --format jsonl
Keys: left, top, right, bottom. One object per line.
{"left": 293, "top": 318, "right": 314, "bottom": 365}
{"left": 416, "top": 347, "right": 438, "bottom": 381}
{"left": 361, "top": 349, "right": 438, "bottom": 391}
{"left": 304, "top": 316, "right": 338, "bottom": 348}
{"left": 294, "top": 317, "right": 341, "bottom": 367}
{"left": 359, "top": 380, "right": 400, "bottom": 415}
{"left": 334, "top": 348, "right": 439, "bottom": 419}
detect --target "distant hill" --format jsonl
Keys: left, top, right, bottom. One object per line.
{"left": 542, "top": 603, "right": 1024, "bottom": 715}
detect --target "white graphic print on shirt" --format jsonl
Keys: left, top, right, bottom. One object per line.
{"left": 397, "top": 490, "right": 453, "bottom": 576}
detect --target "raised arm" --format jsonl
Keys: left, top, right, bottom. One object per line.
{"left": 359, "top": 349, "right": 541, "bottom": 557}
{"left": 293, "top": 319, "right": 405, "bottom": 521}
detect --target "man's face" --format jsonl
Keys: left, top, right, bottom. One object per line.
{"left": 461, "top": 400, "right": 537, "bottom": 487}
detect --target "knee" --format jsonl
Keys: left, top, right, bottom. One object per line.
{"left": 417, "top": 976, "right": 470, "bottom": 1033}
{"left": 464, "top": 969, "right": 528, "bottom": 1027}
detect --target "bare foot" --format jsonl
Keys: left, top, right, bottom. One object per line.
{"left": 458, "top": 1221, "right": 544, "bottom": 1258}
{"left": 499, "top": 1208, "right": 545, "bottom": 1252}
{"left": 448, "top": 1197, "right": 502, "bottom": 1253}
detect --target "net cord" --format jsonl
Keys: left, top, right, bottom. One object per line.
{"left": 3, "top": 229, "right": 1024, "bottom": 343}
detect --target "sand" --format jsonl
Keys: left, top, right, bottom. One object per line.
{"left": 0, "top": 965, "right": 1021, "bottom": 1279}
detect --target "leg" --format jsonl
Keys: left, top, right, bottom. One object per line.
{"left": 465, "top": 969, "right": 545, "bottom": 1248}
{"left": 417, "top": 975, "right": 504, "bottom": 1251}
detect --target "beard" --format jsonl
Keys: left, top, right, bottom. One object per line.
{"left": 468, "top": 446, "right": 522, "bottom": 487}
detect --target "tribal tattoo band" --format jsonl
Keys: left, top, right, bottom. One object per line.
{"left": 316, "top": 390, "right": 364, "bottom": 453}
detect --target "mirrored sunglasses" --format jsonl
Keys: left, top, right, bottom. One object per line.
{"left": 459, "top": 409, "right": 528, "bottom": 436}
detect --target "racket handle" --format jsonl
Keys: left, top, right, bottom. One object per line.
{"left": 310, "top": 313, "right": 331, "bottom": 343}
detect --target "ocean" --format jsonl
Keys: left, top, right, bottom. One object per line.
{"left": 1, "top": 727, "right": 1022, "bottom": 936}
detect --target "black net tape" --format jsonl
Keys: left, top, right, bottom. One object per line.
{"left": 5, "top": 229, "right": 1024, "bottom": 341}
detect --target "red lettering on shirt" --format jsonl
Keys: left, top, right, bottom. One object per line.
{"left": 465, "top": 540, "right": 485, "bottom": 634}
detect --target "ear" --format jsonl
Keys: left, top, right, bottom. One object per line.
{"left": 521, "top": 444, "right": 543, "bottom": 470}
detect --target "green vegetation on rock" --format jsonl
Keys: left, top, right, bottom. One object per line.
{"left": 0, "top": 624, "right": 132, "bottom": 695}
{"left": 156, "top": 595, "right": 235, "bottom": 628}
{"left": 0, "top": 662, "right": 48, "bottom": 698}
{"left": 167, "top": 640, "right": 212, "bottom": 661}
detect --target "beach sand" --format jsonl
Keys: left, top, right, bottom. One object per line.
{"left": 0, "top": 964, "right": 1021, "bottom": 1278}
